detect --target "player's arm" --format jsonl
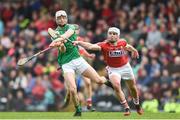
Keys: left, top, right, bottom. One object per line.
{"left": 49, "top": 32, "right": 74, "bottom": 48}
{"left": 50, "top": 35, "right": 66, "bottom": 53}
{"left": 53, "top": 25, "right": 75, "bottom": 43}
{"left": 79, "top": 47, "right": 95, "bottom": 59}
{"left": 82, "top": 50, "right": 95, "bottom": 59}
{"left": 125, "top": 44, "right": 139, "bottom": 58}
{"left": 53, "top": 29, "right": 74, "bottom": 43}
{"left": 74, "top": 41, "right": 101, "bottom": 51}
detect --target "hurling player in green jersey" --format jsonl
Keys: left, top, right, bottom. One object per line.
{"left": 49, "top": 10, "right": 113, "bottom": 117}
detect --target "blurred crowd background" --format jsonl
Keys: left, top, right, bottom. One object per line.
{"left": 0, "top": 0, "right": 179, "bottom": 112}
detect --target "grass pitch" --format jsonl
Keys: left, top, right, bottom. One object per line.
{"left": 0, "top": 112, "right": 179, "bottom": 119}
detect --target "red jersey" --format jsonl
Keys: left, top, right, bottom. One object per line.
{"left": 97, "top": 39, "right": 129, "bottom": 67}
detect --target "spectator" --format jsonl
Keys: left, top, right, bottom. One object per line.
{"left": 32, "top": 77, "right": 46, "bottom": 101}
{"left": 146, "top": 24, "right": 162, "bottom": 49}
{"left": 160, "top": 69, "right": 173, "bottom": 85}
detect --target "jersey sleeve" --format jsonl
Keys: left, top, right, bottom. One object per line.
{"left": 51, "top": 37, "right": 55, "bottom": 41}
{"left": 50, "top": 37, "right": 59, "bottom": 41}
{"left": 97, "top": 42, "right": 105, "bottom": 48}
{"left": 118, "top": 39, "right": 127, "bottom": 47}
{"left": 68, "top": 24, "right": 76, "bottom": 31}
{"left": 51, "top": 29, "right": 59, "bottom": 41}
{"left": 51, "top": 35, "right": 58, "bottom": 41}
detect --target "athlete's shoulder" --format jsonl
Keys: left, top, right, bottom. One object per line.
{"left": 118, "top": 38, "right": 127, "bottom": 42}
{"left": 97, "top": 40, "right": 108, "bottom": 49}
{"left": 55, "top": 26, "right": 59, "bottom": 31}
{"left": 97, "top": 40, "right": 107, "bottom": 46}
{"left": 117, "top": 39, "right": 127, "bottom": 46}
{"left": 67, "top": 24, "right": 76, "bottom": 30}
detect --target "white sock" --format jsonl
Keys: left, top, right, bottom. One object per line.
{"left": 133, "top": 98, "right": 139, "bottom": 105}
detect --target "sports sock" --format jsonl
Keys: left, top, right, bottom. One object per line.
{"left": 104, "top": 80, "right": 114, "bottom": 89}
{"left": 75, "top": 105, "right": 82, "bottom": 113}
{"left": 120, "top": 100, "right": 130, "bottom": 109}
{"left": 87, "top": 98, "right": 92, "bottom": 107}
{"left": 133, "top": 98, "right": 139, "bottom": 105}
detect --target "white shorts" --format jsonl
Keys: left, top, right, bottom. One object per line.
{"left": 106, "top": 62, "right": 135, "bottom": 80}
{"left": 62, "top": 57, "right": 90, "bottom": 74}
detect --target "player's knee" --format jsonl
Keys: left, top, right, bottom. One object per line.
{"left": 112, "top": 81, "right": 120, "bottom": 88}
{"left": 113, "top": 84, "right": 121, "bottom": 92}
{"left": 85, "top": 80, "right": 91, "bottom": 86}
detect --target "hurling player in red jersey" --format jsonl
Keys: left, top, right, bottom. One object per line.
{"left": 73, "top": 27, "right": 143, "bottom": 116}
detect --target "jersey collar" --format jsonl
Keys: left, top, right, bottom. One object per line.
{"left": 108, "top": 41, "right": 118, "bottom": 46}
{"left": 57, "top": 24, "right": 68, "bottom": 30}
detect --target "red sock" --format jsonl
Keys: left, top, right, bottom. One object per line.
{"left": 86, "top": 98, "right": 92, "bottom": 106}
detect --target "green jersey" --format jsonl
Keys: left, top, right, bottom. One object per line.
{"left": 54, "top": 24, "right": 80, "bottom": 66}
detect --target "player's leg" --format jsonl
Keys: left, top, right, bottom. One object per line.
{"left": 62, "top": 81, "right": 71, "bottom": 108}
{"left": 83, "top": 77, "right": 92, "bottom": 108}
{"left": 77, "top": 57, "right": 113, "bottom": 88}
{"left": 121, "top": 63, "right": 143, "bottom": 115}
{"left": 82, "top": 76, "right": 95, "bottom": 111}
{"left": 82, "top": 65, "right": 113, "bottom": 88}
{"left": 56, "top": 66, "right": 71, "bottom": 108}
{"left": 62, "top": 62, "right": 81, "bottom": 116}
{"left": 64, "top": 72, "right": 81, "bottom": 116}
{"left": 125, "top": 79, "right": 143, "bottom": 115}
{"left": 108, "top": 72, "right": 130, "bottom": 116}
